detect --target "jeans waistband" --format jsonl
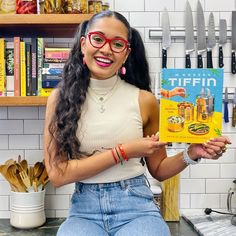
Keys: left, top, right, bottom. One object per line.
{"left": 75, "top": 174, "right": 148, "bottom": 191}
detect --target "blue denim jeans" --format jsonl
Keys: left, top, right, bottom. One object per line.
{"left": 57, "top": 175, "right": 170, "bottom": 236}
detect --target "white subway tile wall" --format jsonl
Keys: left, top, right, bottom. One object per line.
{"left": 0, "top": 0, "right": 236, "bottom": 218}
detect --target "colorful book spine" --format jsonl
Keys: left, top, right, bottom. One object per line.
{"left": 5, "top": 42, "right": 14, "bottom": 96}
{"left": 42, "top": 74, "right": 63, "bottom": 80}
{"left": 20, "top": 41, "right": 26, "bottom": 96}
{"left": 31, "top": 37, "right": 37, "bottom": 96}
{"left": 43, "top": 62, "right": 65, "bottom": 69}
{"left": 42, "top": 67, "right": 63, "bottom": 75}
{"left": 37, "top": 38, "right": 44, "bottom": 96}
{"left": 25, "top": 43, "right": 32, "bottom": 96}
{"left": 42, "top": 79, "right": 61, "bottom": 88}
{"left": 14, "top": 37, "right": 21, "bottom": 96}
{"left": 0, "top": 38, "right": 6, "bottom": 96}
{"left": 41, "top": 88, "right": 53, "bottom": 97}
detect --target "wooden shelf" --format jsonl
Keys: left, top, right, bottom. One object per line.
{"left": 0, "top": 97, "right": 48, "bottom": 106}
{"left": 0, "top": 14, "right": 93, "bottom": 37}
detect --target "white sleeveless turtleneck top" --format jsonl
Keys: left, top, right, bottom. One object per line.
{"left": 76, "top": 75, "right": 145, "bottom": 183}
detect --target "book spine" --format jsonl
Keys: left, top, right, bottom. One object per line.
{"left": 31, "top": 38, "right": 37, "bottom": 96}
{"left": 42, "top": 79, "right": 61, "bottom": 88}
{"left": 20, "top": 41, "right": 26, "bottom": 96}
{"left": 25, "top": 43, "right": 32, "bottom": 96}
{"left": 14, "top": 37, "right": 21, "bottom": 96}
{"left": 42, "top": 67, "right": 63, "bottom": 75}
{"left": 42, "top": 74, "right": 63, "bottom": 80}
{"left": 37, "top": 38, "right": 44, "bottom": 96}
{"left": 5, "top": 42, "right": 14, "bottom": 96}
{"left": 0, "top": 38, "right": 6, "bottom": 96}
{"left": 44, "top": 51, "right": 69, "bottom": 60}
{"left": 41, "top": 88, "right": 53, "bottom": 97}
{"left": 43, "top": 62, "right": 65, "bottom": 69}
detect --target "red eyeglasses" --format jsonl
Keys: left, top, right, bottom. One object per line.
{"left": 87, "top": 31, "right": 130, "bottom": 53}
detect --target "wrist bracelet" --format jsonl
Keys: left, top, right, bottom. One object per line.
{"left": 183, "top": 148, "right": 201, "bottom": 165}
{"left": 118, "top": 144, "right": 129, "bottom": 161}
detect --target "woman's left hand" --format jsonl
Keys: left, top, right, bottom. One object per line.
{"left": 188, "top": 136, "right": 231, "bottom": 160}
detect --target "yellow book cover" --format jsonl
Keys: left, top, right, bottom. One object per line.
{"left": 0, "top": 38, "right": 6, "bottom": 96}
{"left": 41, "top": 88, "right": 53, "bottom": 97}
{"left": 20, "top": 41, "right": 26, "bottom": 96}
{"left": 159, "top": 69, "right": 223, "bottom": 144}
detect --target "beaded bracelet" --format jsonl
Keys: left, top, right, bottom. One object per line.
{"left": 117, "top": 144, "right": 129, "bottom": 161}
{"left": 183, "top": 148, "right": 201, "bottom": 165}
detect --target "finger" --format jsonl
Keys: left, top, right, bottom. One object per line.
{"left": 202, "top": 142, "right": 222, "bottom": 154}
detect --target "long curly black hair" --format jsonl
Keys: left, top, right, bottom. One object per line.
{"left": 48, "top": 11, "right": 151, "bottom": 165}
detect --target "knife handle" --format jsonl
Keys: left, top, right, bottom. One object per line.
{"left": 197, "top": 54, "right": 203, "bottom": 68}
{"left": 185, "top": 54, "right": 191, "bottom": 68}
{"left": 231, "top": 51, "right": 236, "bottom": 74}
{"left": 162, "top": 49, "right": 167, "bottom": 68}
{"left": 232, "top": 106, "right": 236, "bottom": 127}
{"left": 207, "top": 51, "right": 213, "bottom": 68}
{"left": 224, "top": 102, "right": 229, "bottom": 123}
{"left": 219, "top": 46, "right": 224, "bottom": 68}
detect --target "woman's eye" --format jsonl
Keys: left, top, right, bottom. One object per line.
{"left": 93, "top": 36, "right": 104, "bottom": 43}
{"left": 113, "top": 41, "right": 124, "bottom": 48}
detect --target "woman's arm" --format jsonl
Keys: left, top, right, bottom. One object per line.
{"left": 141, "top": 91, "right": 230, "bottom": 181}
{"left": 44, "top": 89, "right": 163, "bottom": 187}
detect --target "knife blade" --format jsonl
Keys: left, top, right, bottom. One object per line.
{"left": 232, "top": 11, "right": 236, "bottom": 74}
{"left": 219, "top": 19, "right": 227, "bottom": 68}
{"left": 207, "top": 12, "right": 216, "bottom": 68}
{"left": 224, "top": 87, "right": 229, "bottom": 123}
{"left": 185, "top": 0, "right": 194, "bottom": 68}
{"left": 232, "top": 88, "right": 236, "bottom": 127}
{"left": 197, "top": 1, "right": 206, "bottom": 68}
{"left": 162, "top": 8, "right": 171, "bottom": 68}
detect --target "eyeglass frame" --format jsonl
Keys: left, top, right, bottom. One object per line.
{"left": 86, "top": 31, "right": 130, "bottom": 53}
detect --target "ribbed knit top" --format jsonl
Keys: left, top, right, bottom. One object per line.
{"left": 76, "top": 75, "right": 145, "bottom": 183}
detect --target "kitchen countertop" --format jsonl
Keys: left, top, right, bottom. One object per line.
{"left": 0, "top": 217, "right": 199, "bottom": 236}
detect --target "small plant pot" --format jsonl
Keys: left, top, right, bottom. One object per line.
{"left": 10, "top": 189, "right": 46, "bottom": 229}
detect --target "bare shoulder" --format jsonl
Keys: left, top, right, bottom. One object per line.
{"left": 45, "top": 89, "right": 60, "bottom": 120}
{"left": 139, "top": 90, "right": 159, "bottom": 109}
{"left": 139, "top": 90, "right": 159, "bottom": 133}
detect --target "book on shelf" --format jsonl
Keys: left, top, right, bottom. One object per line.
{"left": 31, "top": 37, "right": 38, "bottom": 96}
{"left": 25, "top": 43, "right": 32, "bottom": 96}
{"left": 159, "top": 68, "right": 223, "bottom": 144}
{"left": 42, "top": 79, "right": 61, "bottom": 88}
{"left": 0, "top": 38, "right": 6, "bottom": 96}
{"left": 14, "top": 37, "right": 21, "bottom": 96}
{"left": 37, "top": 38, "right": 44, "bottom": 96}
{"left": 5, "top": 42, "right": 14, "bottom": 96}
{"left": 20, "top": 41, "right": 26, "bottom": 96}
{"left": 41, "top": 88, "right": 53, "bottom": 97}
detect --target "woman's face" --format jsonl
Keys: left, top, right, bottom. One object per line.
{"left": 80, "top": 17, "right": 131, "bottom": 80}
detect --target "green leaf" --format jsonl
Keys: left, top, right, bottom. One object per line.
{"left": 214, "top": 128, "right": 222, "bottom": 136}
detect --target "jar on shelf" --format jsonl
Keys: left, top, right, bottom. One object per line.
{"left": 41, "top": 0, "right": 66, "bottom": 14}
{"left": 16, "top": 0, "right": 37, "bottom": 14}
{"left": 102, "top": 2, "right": 109, "bottom": 11}
{"left": 88, "top": 0, "right": 102, "bottom": 14}
{"left": 66, "top": 0, "right": 88, "bottom": 14}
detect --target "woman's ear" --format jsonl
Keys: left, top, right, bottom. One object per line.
{"left": 80, "top": 36, "right": 86, "bottom": 54}
{"left": 124, "top": 48, "right": 131, "bottom": 63}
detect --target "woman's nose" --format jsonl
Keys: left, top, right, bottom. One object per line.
{"left": 100, "top": 42, "right": 112, "bottom": 54}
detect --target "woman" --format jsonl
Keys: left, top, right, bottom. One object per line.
{"left": 44, "top": 11, "right": 230, "bottom": 236}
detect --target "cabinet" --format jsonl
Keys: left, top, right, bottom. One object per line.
{"left": 0, "top": 14, "right": 93, "bottom": 106}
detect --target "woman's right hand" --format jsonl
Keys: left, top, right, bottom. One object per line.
{"left": 123, "top": 135, "right": 168, "bottom": 159}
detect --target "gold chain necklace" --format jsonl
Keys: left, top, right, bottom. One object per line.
{"left": 88, "top": 77, "right": 119, "bottom": 113}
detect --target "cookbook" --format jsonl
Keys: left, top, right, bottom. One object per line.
{"left": 159, "top": 68, "right": 223, "bottom": 143}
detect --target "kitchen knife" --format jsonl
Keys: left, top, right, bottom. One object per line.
{"left": 207, "top": 12, "right": 216, "bottom": 68}
{"left": 162, "top": 8, "right": 171, "bottom": 68}
{"left": 218, "top": 19, "right": 227, "bottom": 68}
{"left": 197, "top": 1, "right": 206, "bottom": 68}
{"left": 224, "top": 87, "right": 229, "bottom": 123}
{"left": 232, "top": 88, "right": 236, "bottom": 127}
{"left": 185, "top": 0, "right": 194, "bottom": 68}
{"left": 232, "top": 11, "right": 236, "bottom": 74}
